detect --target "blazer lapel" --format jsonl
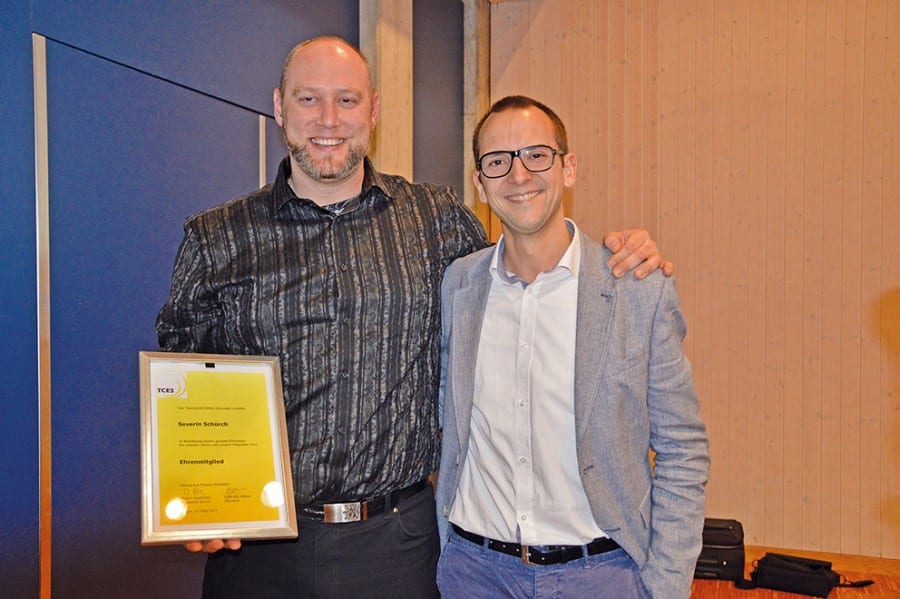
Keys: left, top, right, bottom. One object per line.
{"left": 450, "top": 252, "right": 493, "bottom": 446}
{"left": 574, "top": 234, "right": 617, "bottom": 440}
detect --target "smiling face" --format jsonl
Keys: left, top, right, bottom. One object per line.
{"left": 473, "top": 106, "right": 576, "bottom": 240}
{"left": 273, "top": 38, "right": 379, "bottom": 194}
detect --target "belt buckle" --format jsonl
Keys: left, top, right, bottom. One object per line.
{"left": 520, "top": 545, "right": 534, "bottom": 565}
{"left": 323, "top": 501, "right": 367, "bottom": 523}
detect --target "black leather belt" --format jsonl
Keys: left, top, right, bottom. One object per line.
{"left": 297, "top": 480, "right": 428, "bottom": 523}
{"left": 452, "top": 524, "right": 620, "bottom": 565}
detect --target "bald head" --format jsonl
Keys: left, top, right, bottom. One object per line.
{"left": 279, "top": 36, "right": 373, "bottom": 97}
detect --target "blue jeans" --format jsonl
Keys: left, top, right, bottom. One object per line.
{"left": 437, "top": 529, "right": 652, "bottom": 599}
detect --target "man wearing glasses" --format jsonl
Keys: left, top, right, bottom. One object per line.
{"left": 435, "top": 96, "right": 710, "bottom": 599}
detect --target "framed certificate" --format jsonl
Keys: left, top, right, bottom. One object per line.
{"left": 140, "top": 352, "right": 297, "bottom": 545}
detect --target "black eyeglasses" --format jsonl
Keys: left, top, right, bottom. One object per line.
{"left": 477, "top": 145, "right": 563, "bottom": 179}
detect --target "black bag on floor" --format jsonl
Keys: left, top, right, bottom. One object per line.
{"left": 693, "top": 518, "right": 745, "bottom": 581}
{"left": 736, "top": 552, "right": 874, "bottom": 597}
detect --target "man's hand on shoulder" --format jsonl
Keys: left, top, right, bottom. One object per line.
{"left": 183, "top": 538, "right": 242, "bottom": 553}
{"left": 603, "top": 229, "right": 674, "bottom": 279}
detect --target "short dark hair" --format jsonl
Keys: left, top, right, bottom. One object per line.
{"left": 472, "top": 95, "right": 569, "bottom": 164}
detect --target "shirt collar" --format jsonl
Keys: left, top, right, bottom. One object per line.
{"left": 271, "top": 156, "right": 389, "bottom": 215}
{"left": 491, "top": 219, "right": 581, "bottom": 285}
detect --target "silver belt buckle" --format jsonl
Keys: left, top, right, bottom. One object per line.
{"left": 520, "top": 545, "right": 534, "bottom": 565}
{"left": 323, "top": 501, "right": 367, "bottom": 523}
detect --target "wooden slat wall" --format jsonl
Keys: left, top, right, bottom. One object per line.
{"left": 360, "top": 0, "right": 414, "bottom": 180}
{"left": 488, "top": 0, "right": 899, "bottom": 558}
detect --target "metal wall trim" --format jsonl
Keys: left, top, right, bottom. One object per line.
{"left": 32, "top": 32, "right": 52, "bottom": 599}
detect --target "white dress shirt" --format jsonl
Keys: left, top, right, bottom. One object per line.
{"left": 449, "top": 220, "right": 607, "bottom": 545}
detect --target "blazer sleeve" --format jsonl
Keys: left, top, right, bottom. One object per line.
{"left": 641, "top": 275, "right": 710, "bottom": 599}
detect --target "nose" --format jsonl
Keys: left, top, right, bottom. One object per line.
{"left": 318, "top": 101, "right": 339, "bottom": 127}
{"left": 507, "top": 156, "right": 532, "bottom": 184}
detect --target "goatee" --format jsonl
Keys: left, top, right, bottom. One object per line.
{"left": 286, "top": 140, "right": 367, "bottom": 182}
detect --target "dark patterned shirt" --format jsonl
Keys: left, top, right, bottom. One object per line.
{"left": 156, "top": 157, "right": 488, "bottom": 504}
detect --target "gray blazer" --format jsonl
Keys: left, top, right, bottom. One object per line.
{"left": 435, "top": 231, "right": 710, "bottom": 599}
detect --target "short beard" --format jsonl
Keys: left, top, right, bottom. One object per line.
{"left": 285, "top": 138, "right": 368, "bottom": 183}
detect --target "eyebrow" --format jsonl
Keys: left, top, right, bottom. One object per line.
{"left": 292, "top": 86, "right": 365, "bottom": 97}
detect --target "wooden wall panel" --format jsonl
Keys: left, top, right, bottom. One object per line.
{"left": 801, "top": 0, "right": 826, "bottom": 552}
{"left": 763, "top": 0, "right": 787, "bottom": 548}
{"left": 880, "top": 0, "right": 900, "bottom": 559}
{"left": 820, "top": 0, "right": 847, "bottom": 552}
{"left": 783, "top": 0, "right": 806, "bottom": 548}
{"left": 860, "top": 0, "right": 891, "bottom": 558}
{"left": 709, "top": 0, "right": 736, "bottom": 529}
{"left": 693, "top": 0, "right": 714, "bottom": 430}
{"left": 489, "top": 0, "right": 900, "bottom": 558}
{"left": 360, "top": 0, "right": 413, "bottom": 180}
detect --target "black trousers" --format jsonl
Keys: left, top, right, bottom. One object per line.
{"left": 202, "top": 484, "right": 440, "bottom": 599}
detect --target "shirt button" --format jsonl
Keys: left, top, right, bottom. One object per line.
{"left": 519, "top": 457, "right": 526, "bottom": 464}
{"left": 520, "top": 515, "right": 527, "bottom": 521}
{"left": 520, "top": 343, "right": 528, "bottom": 351}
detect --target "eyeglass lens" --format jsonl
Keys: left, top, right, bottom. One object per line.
{"left": 479, "top": 145, "right": 558, "bottom": 178}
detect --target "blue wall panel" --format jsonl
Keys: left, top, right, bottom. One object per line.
{"left": 46, "top": 40, "right": 261, "bottom": 597}
{"left": 0, "top": 3, "right": 40, "bottom": 598}
{"left": 1, "top": 1, "right": 465, "bottom": 595}
{"left": 32, "top": 0, "right": 359, "bottom": 116}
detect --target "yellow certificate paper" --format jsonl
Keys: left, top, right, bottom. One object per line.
{"left": 140, "top": 352, "right": 297, "bottom": 545}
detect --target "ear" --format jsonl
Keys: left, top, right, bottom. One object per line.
{"left": 562, "top": 152, "right": 577, "bottom": 188}
{"left": 370, "top": 91, "right": 381, "bottom": 127}
{"left": 472, "top": 169, "right": 488, "bottom": 204}
{"left": 273, "top": 88, "right": 284, "bottom": 126}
